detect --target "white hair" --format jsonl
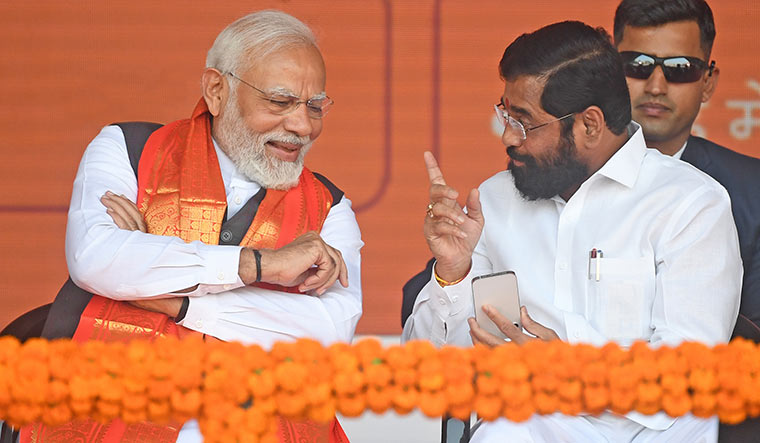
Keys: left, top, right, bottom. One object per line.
{"left": 206, "top": 10, "right": 318, "bottom": 75}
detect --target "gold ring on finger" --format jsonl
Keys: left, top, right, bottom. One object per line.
{"left": 426, "top": 202, "right": 435, "bottom": 218}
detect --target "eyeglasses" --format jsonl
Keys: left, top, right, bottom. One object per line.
{"left": 620, "top": 51, "right": 715, "bottom": 84}
{"left": 227, "top": 72, "right": 334, "bottom": 118}
{"left": 494, "top": 104, "right": 574, "bottom": 141}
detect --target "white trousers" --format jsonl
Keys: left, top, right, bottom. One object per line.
{"left": 470, "top": 413, "right": 717, "bottom": 443}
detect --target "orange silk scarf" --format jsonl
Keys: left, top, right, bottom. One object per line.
{"left": 21, "top": 99, "right": 345, "bottom": 443}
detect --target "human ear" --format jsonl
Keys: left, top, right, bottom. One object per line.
{"left": 578, "top": 106, "right": 605, "bottom": 146}
{"left": 201, "top": 68, "right": 227, "bottom": 117}
{"left": 702, "top": 65, "right": 719, "bottom": 103}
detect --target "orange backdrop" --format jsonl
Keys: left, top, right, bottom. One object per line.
{"left": 1, "top": 1, "right": 758, "bottom": 334}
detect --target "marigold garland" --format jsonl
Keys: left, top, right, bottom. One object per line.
{"left": 1, "top": 336, "right": 759, "bottom": 441}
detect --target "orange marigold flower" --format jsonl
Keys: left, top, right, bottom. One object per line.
{"left": 333, "top": 370, "right": 365, "bottom": 396}
{"left": 304, "top": 382, "right": 332, "bottom": 406}
{"left": 405, "top": 340, "right": 437, "bottom": 363}
{"left": 534, "top": 391, "right": 559, "bottom": 415}
{"left": 243, "top": 405, "right": 272, "bottom": 433}
{"left": 337, "top": 393, "right": 366, "bottom": 418}
{"left": 636, "top": 400, "right": 661, "bottom": 416}
{"left": 41, "top": 403, "right": 72, "bottom": 426}
{"left": 122, "top": 408, "right": 148, "bottom": 423}
{"left": 45, "top": 380, "right": 69, "bottom": 405}
{"left": 692, "top": 392, "right": 717, "bottom": 418}
{"left": 662, "top": 393, "right": 692, "bottom": 418}
{"left": 608, "top": 366, "right": 639, "bottom": 391}
{"left": 419, "top": 390, "right": 447, "bottom": 418}
{"left": 504, "top": 403, "right": 535, "bottom": 423}
{"left": 308, "top": 399, "right": 337, "bottom": 423}
{"left": 581, "top": 362, "right": 608, "bottom": 386}
{"left": 637, "top": 381, "right": 662, "bottom": 404}
{"left": 385, "top": 346, "right": 416, "bottom": 371}
{"left": 171, "top": 389, "right": 202, "bottom": 415}
{"left": 419, "top": 372, "right": 445, "bottom": 392}
{"left": 249, "top": 371, "right": 276, "bottom": 398}
{"left": 609, "top": 389, "right": 636, "bottom": 416}
{"left": 274, "top": 360, "right": 308, "bottom": 393}
{"left": 689, "top": 368, "right": 718, "bottom": 393}
{"left": 393, "top": 367, "right": 417, "bottom": 387}
{"left": 474, "top": 394, "right": 503, "bottom": 422}
{"left": 122, "top": 393, "right": 148, "bottom": 411}
{"left": 392, "top": 385, "right": 419, "bottom": 414}
{"left": 364, "top": 361, "right": 392, "bottom": 388}
{"left": 532, "top": 374, "right": 559, "bottom": 393}
{"left": 717, "top": 389, "right": 744, "bottom": 412}
{"left": 601, "top": 342, "right": 628, "bottom": 366}
{"left": 148, "top": 400, "right": 171, "bottom": 423}
{"left": 445, "top": 382, "right": 475, "bottom": 405}
{"left": 558, "top": 399, "right": 583, "bottom": 416}
{"left": 500, "top": 361, "right": 530, "bottom": 383}
{"left": 6, "top": 402, "right": 42, "bottom": 426}
{"left": 476, "top": 372, "right": 500, "bottom": 396}
{"left": 353, "top": 338, "right": 384, "bottom": 365}
{"left": 660, "top": 373, "right": 688, "bottom": 394}
{"left": 558, "top": 380, "right": 582, "bottom": 402}
{"left": 501, "top": 382, "right": 532, "bottom": 407}
{"left": 583, "top": 385, "right": 609, "bottom": 415}
{"left": 366, "top": 386, "right": 393, "bottom": 414}
{"left": 447, "top": 402, "right": 473, "bottom": 421}
{"left": 718, "top": 408, "right": 747, "bottom": 425}
{"left": 276, "top": 391, "right": 308, "bottom": 418}
{"left": 69, "top": 398, "right": 92, "bottom": 417}
{"left": 96, "top": 399, "right": 121, "bottom": 420}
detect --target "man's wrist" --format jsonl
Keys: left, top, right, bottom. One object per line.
{"left": 433, "top": 259, "right": 472, "bottom": 285}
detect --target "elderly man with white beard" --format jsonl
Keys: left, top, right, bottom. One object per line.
{"left": 36, "top": 10, "right": 362, "bottom": 443}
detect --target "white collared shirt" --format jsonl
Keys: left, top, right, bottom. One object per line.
{"left": 65, "top": 125, "right": 363, "bottom": 348}
{"left": 402, "top": 124, "right": 741, "bottom": 428}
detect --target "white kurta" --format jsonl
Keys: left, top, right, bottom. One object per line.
{"left": 403, "top": 124, "right": 741, "bottom": 441}
{"left": 66, "top": 125, "right": 364, "bottom": 349}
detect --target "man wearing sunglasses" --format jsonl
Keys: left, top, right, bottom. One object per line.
{"left": 36, "top": 10, "right": 361, "bottom": 442}
{"left": 404, "top": 20, "right": 740, "bottom": 442}
{"left": 614, "top": 0, "right": 760, "bottom": 342}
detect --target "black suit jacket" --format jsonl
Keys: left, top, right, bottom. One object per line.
{"left": 401, "top": 136, "right": 760, "bottom": 340}
{"left": 681, "top": 136, "right": 760, "bottom": 338}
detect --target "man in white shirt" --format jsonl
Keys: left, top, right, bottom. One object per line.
{"left": 402, "top": 21, "right": 740, "bottom": 442}
{"left": 63, "top": 10, "right": 362, "bottom": 348}
{"left": 38, "top": 10, "right": 361, "bottom": 443}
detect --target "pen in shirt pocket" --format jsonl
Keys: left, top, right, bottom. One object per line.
{"left": 588, "top": 248, "right": 603, "bottom": 281}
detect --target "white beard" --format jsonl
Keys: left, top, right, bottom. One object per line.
{"left": 214, "top": 95, "right": 312, "bottom": 190}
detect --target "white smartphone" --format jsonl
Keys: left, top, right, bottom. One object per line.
{"left": 471, "top": 270, "right": 521, "bottom": 339}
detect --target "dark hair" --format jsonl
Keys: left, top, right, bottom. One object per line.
{"left": 499, "top": 21, "right": 631, "bottom": 136}
{"left": 613, "top": 0, "right": 716, "bottom": 58}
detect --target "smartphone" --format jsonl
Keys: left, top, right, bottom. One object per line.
{"left": 471, "top": 270, "right": 521, "bottom": 339}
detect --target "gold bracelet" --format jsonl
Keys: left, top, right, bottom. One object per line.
{"left": 434, "top": 268, "right": 467, "bottom": 287}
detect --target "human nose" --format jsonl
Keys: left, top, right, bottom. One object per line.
{"left": 283, "top": 103, "right": 315, "bottom": 137}
{"left": 501, "top": 121, "right": 524, "bottom": 148}
{"left": 644, "top": 65, "right": 668, "bottom": 96}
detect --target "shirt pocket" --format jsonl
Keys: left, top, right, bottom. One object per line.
{"left": 589, "top": 256, "right": 655, "bottom": 344}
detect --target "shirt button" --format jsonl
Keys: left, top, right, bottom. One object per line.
{"left": 220, "top": 230, "right": 233, "bottom": 242}
{"left": 438, "top": 299, "right": 446, "bottom": 306}
{"left": 217, "top": 272, "right": 225, "bottom": 281}
{"left": 451, "top": 295, "right": 459, "bottom": 302}
{"left": 234, "top": 195, "right": 242, "bottom": 205}
{"left": 559, "top": 262, "right": 568, "bottom": 270}
{"left": 574, "top": 331, "right": 581, "bottom": 339}
{"left": 195, "top": 320, "right": 203, "bottom": 328}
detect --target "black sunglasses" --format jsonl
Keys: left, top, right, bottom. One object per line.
{"left": 620, "top": 51, "right": 715, "bottom": 84}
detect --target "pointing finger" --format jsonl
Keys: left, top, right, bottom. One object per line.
{"left": 424, "top": 151, "right": 447, "bottom": 186}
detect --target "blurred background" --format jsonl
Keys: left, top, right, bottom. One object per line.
{"left": 1, "top": 0, "right": 758, "bottom": 335}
